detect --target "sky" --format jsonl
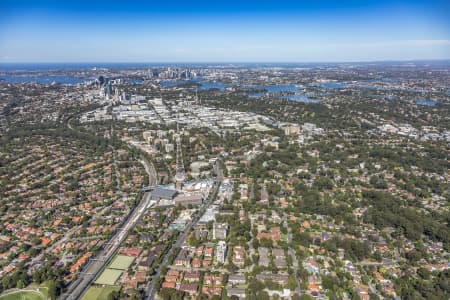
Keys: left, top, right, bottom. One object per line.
{"left": 0, "top": 0, "right": 449, "bottom": 63}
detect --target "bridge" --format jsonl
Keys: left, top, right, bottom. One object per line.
{"left": 141, "top": 186, "right": 155, "bottom": 192}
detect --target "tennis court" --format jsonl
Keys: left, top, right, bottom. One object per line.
{"left": 108, "top": 255, "right": 135, "bottom": 270}
{"left": 94, "top": 268, "right": 123, "bottom": 285}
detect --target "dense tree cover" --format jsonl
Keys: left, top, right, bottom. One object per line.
{"left": 1, "top": 123, "right": 112, "bottom": 154}
{"left": 159, "top": 288, "right": 186, "bottom": 300}
{"left": 396, "top": 269, "right": 450, "bottom": 300}
{"left": 323, "top": 237, "right": 371, "bottom": 261}
{"left": 201, "top": 92, "right": 350, "bottom": 129}
{"left": 200, "top": 87, "right": 450, "bottom": 130}
{"left": 369, "top": 144, "right": 449, "bottom": 175}
{"left": 294, "top": 190, "right": 353, "bottom": 221}
{"left": 362, "top": 190, "right": 449, "bottom": 249}
{"left": 0, "top": 261, "right": 63, "bottom": 297}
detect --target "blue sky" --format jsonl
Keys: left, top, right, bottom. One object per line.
{"left": 0, "top": 0, "right": 449, "bottom": 62}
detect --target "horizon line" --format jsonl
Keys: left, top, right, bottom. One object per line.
{"left": 1, "top": 59, "right": 450, "bottom": 65}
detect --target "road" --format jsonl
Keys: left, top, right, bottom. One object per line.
{"left": 111, "top": 147, "right": 121, "bottom": 192}
{"left": 168, "top": 265, "right": 229, "bottom": 273}
{"left": 60, "top": 191, "right": 154, "bottom": 300}
{"left": 60, "top": 139, "right": 158, "bottom": 300}
{"left": 284, "top": 214, "right": 302, "bottom": 296}
{"left": 144, "top": 169, "right": 222, "bottom": 300}
{"left": 356, "top": 259, "right": 398, "bottom": 267}
{"left": 27, "top": 225, "right": 81, "bottom": 270}
{"left": 141, "top": 158, "right": 158, "bottom": 187}
{"left": 125, "top": 138, "right": 159, "bottom": 187}
{"left": 28, "top": 197, "right": 121, "bottom": 271}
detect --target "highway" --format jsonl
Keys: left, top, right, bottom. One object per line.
{"left": 141, "top": 158, "right": 158, "bottom": 187}
{"left": 60, "top": 152, "right": 158, "bottom": 300}
{"left": 60, "top": 110, "right": 161, "bottom": 299}
{"left": 60, "top": 191, "right": 154, "bottom": 300}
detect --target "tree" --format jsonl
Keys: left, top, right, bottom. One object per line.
{"left": 16, "top": 279, "right": 25, "bottom": 289}
{"left": 108, "top": 290, "right": 120, "bottom": 300}
{"left": 417, "top": 267, "right": 430, "bottom": 280}
{"left": 248, "top": 278, "right": 265, "bottom": 294}
{"left": 257, "top": 291, "right": 270, "bottom": 300}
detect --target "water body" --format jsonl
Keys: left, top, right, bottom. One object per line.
{"left": 243, "top": 84, "right": 299, "bottom": 93}
{"left": 161, "top": 81, "right": 301, "bottom": 94}
{"left": 0, "top": 74, "right": 85, "bottom": 84}
{"left": 159, "top": 80, "right": 179, "bottom": 87}
{"left": 321, "top": 82, "right": 347, "bottom": 89}
{"left": 199, "top": 81, "right": 229, "bottom": 91}
{"left": 248, "top": 92, "right": 263, "bottom": 98}
{"left": 381, "top": 77, "right": 401, "bottom": 83}
{"left": 244, "top": 84, "right": 316, "bottom": 103}
{"left": 249, "top": 92, "right": 316, "bottom": 103}
{"left": 350, "top": 84, "right": 378, "bottom": 90}
{"left": 416, "top": 100, "right": 437, "bottom": 106}
{"left": 127, "top": 78, "right": 144, "bottom": 84}
{"left": 265, "top": 84, "right": 298, "bottom": 93}
{"left": 2, "top": 61, "right": 450, "bottom": 72}
{"left": 321, "top": 81, "right": 395, "bottom": 90}
{"left": 0, "top": 62, "right": 219, "bottom": 71}
{"left": 0, "top": 63, "right": 271, "bottom": 71}
{"left": 160, "top": 78, "right": 230, "bottom": 91}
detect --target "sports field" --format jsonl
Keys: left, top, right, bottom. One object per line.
{"left": 0, "top": 290, "right": 45, "bottom": 300}
{"left": 94, "top": 268, "right": 123, "bottom": 285}
{"left": 108, "top": 255, "right": 135, "bottom": 270}
{"left": 81, "top": 286, "right": 120, "bottom": 300}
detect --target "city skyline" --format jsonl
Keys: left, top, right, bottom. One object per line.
{"left": 0, "top": 3, "right": 449, "bottom": 298}
{"left": 1, "top": 0, "right": 450, "bottom": 62}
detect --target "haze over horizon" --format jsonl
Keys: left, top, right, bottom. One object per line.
{"left": 1, "top": 0, "right": 449, "bottom": 63}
